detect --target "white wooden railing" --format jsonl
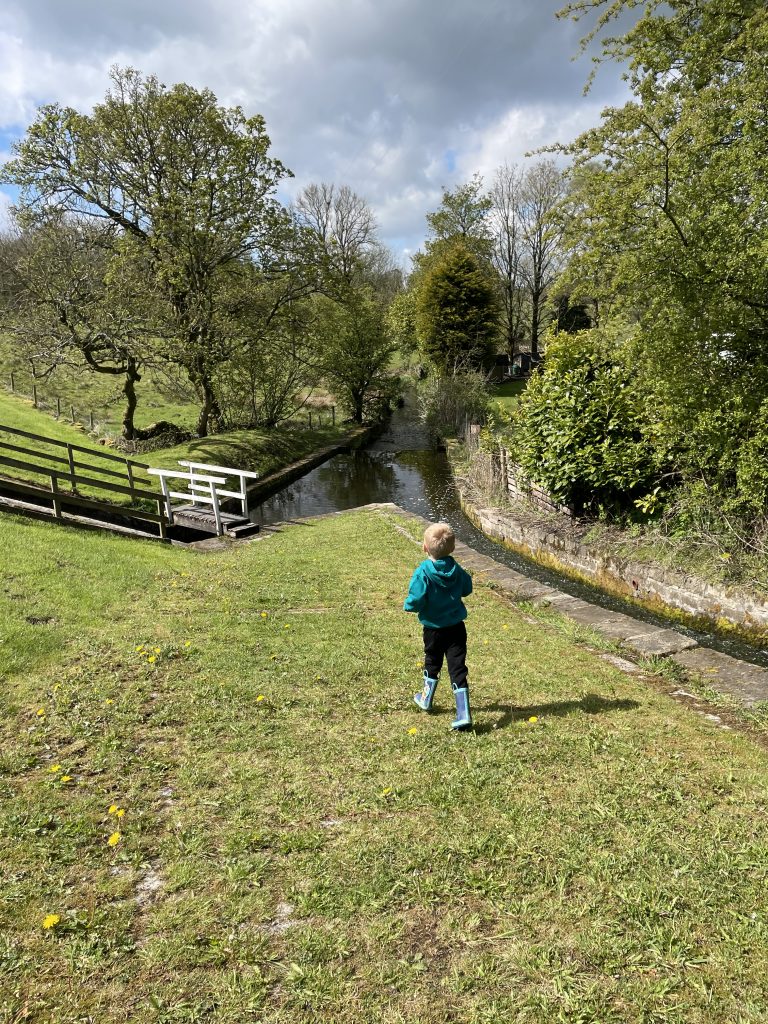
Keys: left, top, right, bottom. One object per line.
{"left": 177, "top": 460, "right": 260, "bottom": 518}
{"left": 147, "top": 460, "right": 260, "bottom": 536}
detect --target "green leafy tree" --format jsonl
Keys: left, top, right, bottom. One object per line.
{"left": 415, "top": 240, "right": 498, "bottom": 374}
{"left": 424, "top": 174, "right": 493, "bottom": 261}
{"left": 0, "top": 215, "right": 151, "bottom": 438}
{"left": 314, "top": 287, "right": 395, "bottom": 423}
{"left": 2, "top": 66, "right": 291, "bottom": 436}
{"left": 554, "top": 0, "right": 768, "bottom": 508}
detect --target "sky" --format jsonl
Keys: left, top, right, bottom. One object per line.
{"left": 0, "top": 0, "right": 630, "bottom": 264}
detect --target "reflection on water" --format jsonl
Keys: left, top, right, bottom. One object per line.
{"left": 251, "top": 442, "right": 768, "bottom": 669}
{"left": 252, "top": 450, "right": 455, "bottom": 526}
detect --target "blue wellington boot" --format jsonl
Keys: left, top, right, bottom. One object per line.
{"left": 451, "top": 683, "right": 472, "bottom": 730}
{"left": 414, "top": 670, "right": 438, "bottom": 711}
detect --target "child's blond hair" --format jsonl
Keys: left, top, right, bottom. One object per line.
{"left": 423, "top": 522, "right": 456, "bottom": 559}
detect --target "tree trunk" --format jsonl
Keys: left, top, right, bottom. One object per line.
{"left": 196, "top": 369, "right": 221, "bottom": 437}
{"left": 530, "top": 290, "right": 541, "bottom": 361}
{"left": 353, "top": 391, "right": 364, "bottom": 423}
{"left": 121, "top": 357, "right": 140, "bottom": 440}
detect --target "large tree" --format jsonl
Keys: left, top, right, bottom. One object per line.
{"left": 295, "top": 183, "right": 398, "bottom": 421}
{"left": 489, "top": 162, "right": 529, "bottom": 361}
{"left": 555, "top": 0, "right": 768, "bottom": 502}
{"left": 0, "top": 216, "right": 151, "bottom": 438}
{"left": 1, "top": 67, "right": 291, "bottom": 436}
{"left": 517, "top": 160, "right": 567, "bottom": 360}
{"left": 415, "top": 240, "right": 498, "bottom": 374}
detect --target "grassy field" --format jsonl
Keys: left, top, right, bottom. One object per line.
{"left": 0, "top": 337, "right": 200, "bottom": 434}
{"left": 2, "top": 509, "right": 768, "bottom": 1022}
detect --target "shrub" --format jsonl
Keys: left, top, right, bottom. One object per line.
{"left": 513, "top": 328, "right": 662, "bottom": 515}
{"left": 417, "top": 369, "right": 490, "bottom": 438}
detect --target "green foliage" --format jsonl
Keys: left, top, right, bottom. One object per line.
{"left": 2, "top": 67, "right": 292, "bottom": 437}
{"left": 314, "top": 287, "right": 395, "bottom": 423}
{"left": 734, "top": 401, "right": 768, "bottom": 519}
{"left": 417, "top": 369, "right": 490, "bottom": 438}
{"left": 415, "top": 241, "right": 498, "bottom": 375}
{"left": 385, "top": 289, "right": 418, "bottom": 358}
{"left": 514, "top": 328, "right": 661, "bottom": 513}
{"left": 545, "top": 0, "right": 768, "bottom": 531}
{"left": 424, "top": 174, "right": 493, "bottom": 261}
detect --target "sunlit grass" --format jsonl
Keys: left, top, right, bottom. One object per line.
{"left": 2, "top": 509, "right": 768, "bottom": 1022}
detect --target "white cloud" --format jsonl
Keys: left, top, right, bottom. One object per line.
{"left": 0, "top": 0, "right": 631, "bottom": 260}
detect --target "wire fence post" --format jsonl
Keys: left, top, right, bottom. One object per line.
{"left": 56, "top": 396, "right": 61, "bottom": 419}
{"left": 9, "top": 372, "right": 14, "bottom": 392}
{"left": 89, "top": 411, "right": 94, "bottom": 430}
{"left": 70, "top": 405, "right": 75, "bottom": 424}
{"left": 32, "top": 384, "right": 38, "bottom": 408}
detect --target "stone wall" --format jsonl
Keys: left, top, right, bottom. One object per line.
{"left": 459, "top": 493, "right": 768, "bottom": 644}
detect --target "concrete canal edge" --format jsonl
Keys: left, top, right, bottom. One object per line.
{"left": 449, "top": 496, "right": 768, "bottom": 711}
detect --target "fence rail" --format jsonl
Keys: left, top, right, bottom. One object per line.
{"left": 0, "top": 421, "right": 169, "bottom": 537}
{"left": 465, "top": 423, "right": 574, "bottom": 518}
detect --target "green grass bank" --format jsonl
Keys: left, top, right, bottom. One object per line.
{"left": 0, "top": 390, "right": 352, "bottom": 504}
{"left": 2, "top": 510, "right": 768, "bottom": 1022}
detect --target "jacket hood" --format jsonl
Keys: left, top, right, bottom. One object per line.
{"left": 422, "top": 556, "right": 458, "bottom": 589}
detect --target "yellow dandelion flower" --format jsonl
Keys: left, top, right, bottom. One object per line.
{"left": 528, "top": 716, "right": 538, "bottom": 724}
{"left": 42, "top": 914, "right": 60, "bottom": 929}
{"left": 184, "top": 640, "right": 192, "bottom": 647}
{"left": 48, "top": 764, "right": 62, "bottom": 773}
{"left": 408, "top": 727, "right": 418, "bottom": 736}
{"left": 260, "top": 612, "right": 268, "bottom": 618}
{"left": 105, "top": 699, "right": 114, "bottom": 705}
{"left": 503, "top": 624, "right": 510, "bottom": 630}
{"left": 135, "top": 645, "right": 143, "bottom": 653}
{"left": 61, "top": 775, "right": 72, "bottom": 783}
{"left": 256, "top": 694, "right": 266, "bottom": 702}
{"left": 107, "top": 832, "right": 121, "bottom": 847}
{"left": 108, "top": 805, "right": 118, "bottom": 814}
{"left": 283, "top": 624, "right": 290, "bottom": 629}
{"left": 153, "top": 647, "right": 161, "bottom": 654}
{"left": 147, "top": 655, "right": 156, "bottom": 664}
{"left": 36, "top": 708, "right": 45, "bottom": 717}
{"left": 116, "top": 808, "right": 125, "bottom": 818}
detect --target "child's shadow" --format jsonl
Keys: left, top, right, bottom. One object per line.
{"left": 473, "top": 693, "right": 641, "bottom": 734}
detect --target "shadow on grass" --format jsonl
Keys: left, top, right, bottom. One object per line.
{"left": 473, "top": 693, "right": 641, "bottom": 734}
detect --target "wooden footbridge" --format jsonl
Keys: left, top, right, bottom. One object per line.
{"left": 0, "top": 422, "right": 261, "bottom": 542}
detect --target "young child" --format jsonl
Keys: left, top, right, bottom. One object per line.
{"left": 404, "top": 522, "right": 473, "bottom": 730}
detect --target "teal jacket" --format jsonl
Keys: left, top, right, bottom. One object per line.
{"left": 404, "top": 556, "right": 473, "bottom": 629}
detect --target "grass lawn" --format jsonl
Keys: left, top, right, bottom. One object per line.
{"left": 490, "top": 378, "right": 528, "bottom": 416}
{"left": 2, "top": 509, "right": 768, "bottom": 1022}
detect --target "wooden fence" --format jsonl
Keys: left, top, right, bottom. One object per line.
{"left": 465, "top": 424, "right": 574, "bottom": 517}
{"left": 0, "top": 422, "right": 169, "bottom": 537}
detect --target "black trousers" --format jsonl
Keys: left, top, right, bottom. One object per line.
{"left": 423, "top": 621, "right": 468, "bottom": 689}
